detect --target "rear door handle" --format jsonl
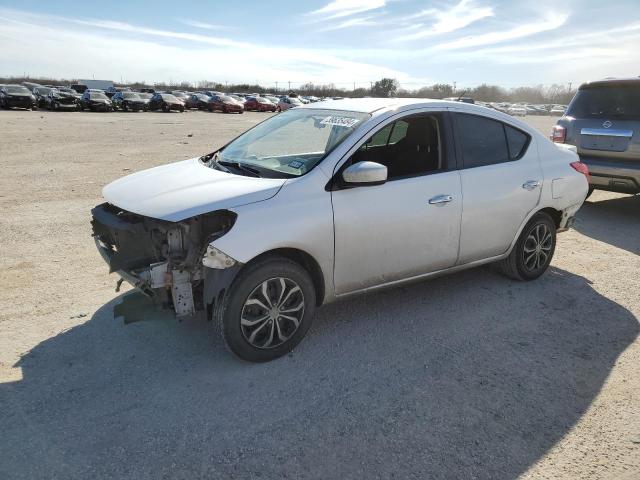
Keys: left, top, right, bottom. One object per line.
{"left": 429, "top": 194, "right": 453, "bottom": 205}
{"left": 522, "top": 180, "right": 541, "bottom": 190}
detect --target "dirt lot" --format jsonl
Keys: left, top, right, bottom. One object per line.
{"left": 0, "top": 109, "right": 638, "bottom": 479}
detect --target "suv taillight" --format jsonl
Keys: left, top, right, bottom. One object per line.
{"left": 551, "top": 125, "right": 566, "bottom": 143}
{"left": 570, "top": 161, "right": 590, "bottom": 180}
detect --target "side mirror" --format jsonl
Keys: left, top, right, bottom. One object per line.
{"left": 342, "top": 161, "right": 387, "bottom": 186}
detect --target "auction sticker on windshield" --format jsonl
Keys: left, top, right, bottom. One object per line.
{"left": 320, "top": 116, "right": 361, "bottom": 128}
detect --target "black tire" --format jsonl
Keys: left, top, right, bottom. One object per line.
{"left": 223, "top": 106, "right": 228, "bottom": 113}
{"left": 219, "top": 257, "right": 316, "bottom": 362}
{"left": 123, "top": 103, "right": 129, "bottom": 112}
{"left": 162, "top": 103, "right": 170, "bottom": 113}
{"left": 585, "top": 185, "right": 595, "bottom": 199}
{"left": 498, "top": 212, "right": 556, "bottom": 281}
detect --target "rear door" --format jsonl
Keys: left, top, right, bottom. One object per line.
{"left": 451, "top": 111, "right": 542, "bottom": 264}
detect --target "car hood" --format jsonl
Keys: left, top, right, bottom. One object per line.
{"left": 102, "top": 157, "right": 286, "bottom": 221}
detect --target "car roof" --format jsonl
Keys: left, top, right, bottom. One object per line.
{"left": 300, "top": 97, "right": 542, "bottom": 140}
{"left": 298, "top": 97, "right": 484, "bottom": 114}
{"left": 579, "top": 77, "right": 640, "bottom": 89}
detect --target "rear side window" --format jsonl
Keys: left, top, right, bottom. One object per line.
{"left": 505, "top": 125, "right": 528, "bottom": 160}
{"left": 455, "top": 113, "right": 530, "bottom": 168}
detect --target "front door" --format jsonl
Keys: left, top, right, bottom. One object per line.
{"left": 331, "top": 112, "right": 462, "bottom": 295}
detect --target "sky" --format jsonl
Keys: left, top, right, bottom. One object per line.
{"left": 0, "top": 0, "right": 639, "bottom": 90}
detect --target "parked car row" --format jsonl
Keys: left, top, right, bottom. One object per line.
{"left": 475, "top": 101, "right": 568, "bottom": 117}
{"left": 0, "top": 82, "right": 322, "bottom": 114}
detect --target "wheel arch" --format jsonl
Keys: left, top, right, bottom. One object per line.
{"left": 204, "top": 246, "right": 326, "bottom": 322}
{"left": 244, "top": 248, "right": 326, "bottom": 307}
{"left": 537, "top": 206, "right": 562, "bottom": 229}
{"left": 505, "top": 205, "right": 563, "bottom": 257}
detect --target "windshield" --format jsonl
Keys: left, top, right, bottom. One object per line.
{"left": 123, "top": 93, "right": 140, "bottom": 99}
{"left": 138, "top": 93, "right": 152, "bottom": 99}
{"left": 6, "top": 86, "right": 30, "bottom": 94}
{"left": 36, "top": 87, "right": 52, "bottom": 95}
{"left": 219, "top": 95, "right": 235, "bottom": 102}
{"left": 218, "top": 108, "right": 370, "bottom": 177}
{"left": 161, "top": 94, "right": 179, "bottom": 101}
{"left": 90, "top": 93, "right": 108, "bottom": 100}
{"left": 567, "top": 85, "right": 640, "bottom": 120}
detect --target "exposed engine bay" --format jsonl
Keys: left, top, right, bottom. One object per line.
{"left": 91, "top": 203, "right": 238, "bottom": 317}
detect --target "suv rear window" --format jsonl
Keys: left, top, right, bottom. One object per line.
{"left": 567, "top": 84, "right": 640, "bottom": 120}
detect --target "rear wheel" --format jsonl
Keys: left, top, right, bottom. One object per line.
{"left": 498, "top": 212, "right": 556, "bottom": 281}
{"left": 162, "top": 103, "right": 170, "bottom": 113}
{"left": 219, "top": 257, "right": 316, "bottom": 362}
{"left": 123, "top": 103, "right": 129, "bottom": 112}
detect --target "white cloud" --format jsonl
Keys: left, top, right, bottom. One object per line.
{"left": 310, "top": 0, "right": 386, "bottom": 19}
{"left": 69, "top": 18, "right": 249, "bottom": 48}
{"left": 179, "top": 19, "right": 229, "bottom": 31}
{"left": 431, "top": 13, "right": 568, "bottom": 50}
{"left": 395, "top": 0, "right": 494, "bottom": 41}
{"left": 319, "top": 15, "right": 379, "bottom": 31}
{"left": 0, "top": 8, "right": 418, "bottom": 87}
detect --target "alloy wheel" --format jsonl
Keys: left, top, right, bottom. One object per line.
{"left": 240, "top": 277, "right": 305, "bottom": 349}
{"left": 522, "top": 223, "right": 553, "bottom": 272}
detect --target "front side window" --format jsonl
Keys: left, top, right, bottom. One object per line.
{"left": 350, "top": 115, "right": 443, "bottom": 180}
{"left": 455, "top": 113, "right": 529, "bottom": 168}
{"left": 218, "top": 108, "right": 370, "bottom": 177}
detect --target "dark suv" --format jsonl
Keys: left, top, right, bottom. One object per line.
{"left": 552, "top": 78, "right": 640, "bottom": 195}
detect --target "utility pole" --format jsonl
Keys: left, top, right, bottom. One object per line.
{"left": 568, "top": 81, "right": 572, "bottom": 92}
{"left": 288, "top": 80, "right": 291, "bottom": 91}
{"left": 453, "top": 81, "right": 457, "bottom": 93}
{"left": 275, "top": 81, "right": 278, "bottom": 93}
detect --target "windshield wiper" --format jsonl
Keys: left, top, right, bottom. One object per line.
{"left": 202, "top": 152, "right": 231, "bottom": 173}
{"left": 218, "top": 160, "right": 262, "bottom": 178}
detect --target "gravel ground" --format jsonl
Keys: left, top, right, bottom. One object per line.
{"left": 0, "top": 110, "right": 638, "bottom": 480}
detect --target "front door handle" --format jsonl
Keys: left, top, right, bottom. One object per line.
{"left": 429, "top": 194, "right": 453, "bottom": 205}
{"left": 522, "top": 180, "right": 541, "bottom": 190}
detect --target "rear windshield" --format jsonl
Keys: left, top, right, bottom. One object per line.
{"left": 6, "top": 86, "right": 30, "bottom": 94}
{"left": 567, "top": 85, "right": 640, "bottom": 120}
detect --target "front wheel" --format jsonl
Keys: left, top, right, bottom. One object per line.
{"left": 219, "top": 257, "right": 316, "bottom": 362}
{"left": 498, "top": 212, "right": 556, "bottom": 281}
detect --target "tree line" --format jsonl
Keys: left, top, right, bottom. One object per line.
{"left": 1, "top": 76, "right": 576, "bottom": 104}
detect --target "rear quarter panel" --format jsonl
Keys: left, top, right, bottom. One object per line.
{"left": 537, "top": 138, "right": 589, "bottom": 214}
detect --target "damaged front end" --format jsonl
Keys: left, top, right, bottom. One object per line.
{"left": 91, "top": 203, "right": 239, "bottom": 318}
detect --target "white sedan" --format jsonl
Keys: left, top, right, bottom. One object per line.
{"left": 92, "top": 98, "right": 589, "bottom": 362}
